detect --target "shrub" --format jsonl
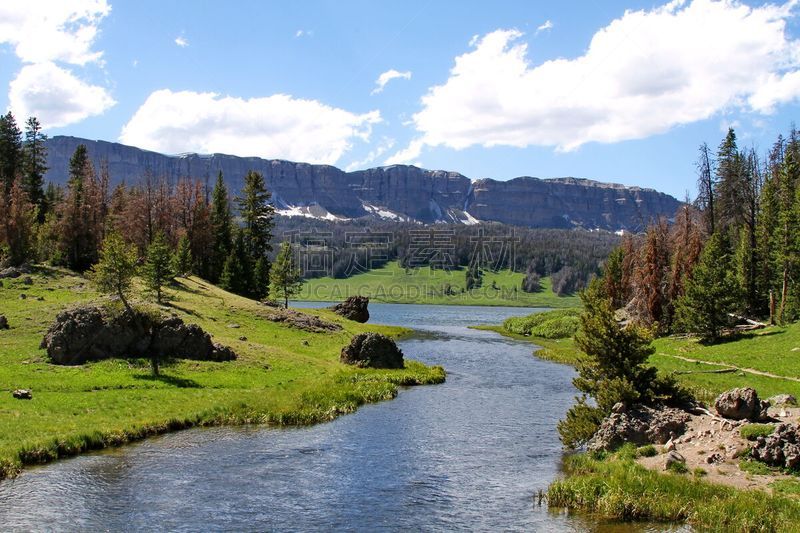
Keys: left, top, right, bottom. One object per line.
{"left": 667, "top": 461, "right": 688, "bottom": 474}
{"left": 638, "top": 445, "right": 658, "bottom": 458}
{"left": 502, "top": 308, "right": 581, "bottom": 338}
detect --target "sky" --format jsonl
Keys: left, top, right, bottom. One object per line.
{"left": 1, "top": 0, "right": 800, "bottom": 199}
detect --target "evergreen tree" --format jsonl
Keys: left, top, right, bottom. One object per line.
{"left": 21, "top": 116, "right": 48, "bottom": 221}
{"left": 172, "top": 234, "right": 193, "bottom": 276}
{"left": 668, "top": 203, "right": 704, "bottom": 314}
{"left": 59, "top": 144, "right": 100, "bottom": 270}
{"left": 209, "top": 171, "right": 233, "bottom": 282}
{"left": 674, "top": 232, "right": 740, "bottom": 342}
{"left": 220, "top": 229, "right": 253, "bottom": 296}
{"left": 777, "top": 146, "right": 800, "bottom": 322}
{"left": 695, "top": 142, "right": 716, "bottom": 235}
{"left": 631, "top": 218, "right": 671, "bottom": 329}
{"left": 236, "top": 170, "right": 274, "bottom": 293}
{"left": 270, "top": 241, "right": 303, "bottom": 308}
{"left": 90, "top": 232, "right": 138, "bottom": 313}
{"left": 0, "top": 112, "right": 22, "bottom": 194}
{"left": 0, "top": 178, "right": 35, "bottom": 265}
{"left": 143, "top": 231, "right": 174, "bottom": 303}
{"left": 715, "top": 128, "right": 746, "bottom": 232}
{"left": 558, "top": 279, "right": 683, "bottom": 449}
{"left": 603, "top": 246, "right": 626, "bottom": 309}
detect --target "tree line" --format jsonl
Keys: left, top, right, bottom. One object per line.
{"left": 0, "top": 112, "right": 303, "bottom": 306}
{"left": 605, "top": 126, "right": 800, "bottom": 341}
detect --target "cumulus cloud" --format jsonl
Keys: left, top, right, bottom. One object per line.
{"left": 120, "top": 90, "right": 381, "bottom": 164}
{"left": 535, "top": 20, "right": 553, "bottom": 34}
{"left": 372, "top": 69, "right": 412, "bottom": 95}
{"left": 387, "top": 0, "right": 800, "bottom": 162}
{"left": 174, "top": 36, "right": 188, "bottom": 47}
{"left": 295, "top": 29, "right": 313, "bottom": 38}
{"left": 0, "top": 0, "right": 113, "bottom": 128}
{"left": 9, "top": 62, "right": 115, "bottom": 128}
{"left": 0, "top": 0, "right": 110, "bottom": 65}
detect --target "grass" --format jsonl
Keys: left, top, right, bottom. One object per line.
{"left": 0, "top": 266, "right": 445, "bottom": 479}
{"left": 548, "top": 451, "right": 800, "bottom": 531}
{"left": 298, "top": 261, "right": 580, "bottom": 308}
{"left": 502, "top": 308, "right": 580, "bottom": 338}
{"left": 740, "top": 424, "right": 776, "bottom": 441}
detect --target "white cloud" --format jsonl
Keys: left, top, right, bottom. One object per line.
{"left": 174, "top": 36, "right": 188, "bottom": 48}
{"left": 387, "top": 0, "right": 800, "bottom": 162}
{"left": 535, "top": 20, "right": 553, "bottom": 34}
{"left": 0, "top": 0, "right": 110, "bottom": 65}
{"left": 384, "top": 138, "right": 424, "bottom": 166}
{"left": 9, "top": 62, "right": 115, "bottom": 128}
{"left": 120, "top": 89, "right": 381, "bottom": 164}
{"left": 371, "top": 69, "right": 412, "bottom": 95}
{"left": 0, "top": 1, "right": 113, "bottom": 128}
{"left": 295, "top": 29, "right": 313, "bottom": 38}
{"left": 345, "top": 137, "right": 396, "bottom": 171}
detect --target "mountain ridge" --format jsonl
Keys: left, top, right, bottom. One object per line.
{"left": 42, "top": 135, "right": 682, "bottom": 231}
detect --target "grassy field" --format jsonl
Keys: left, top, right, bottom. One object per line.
{"left": 0, "top": 267, "right": 445, "bottom": 479}
{"left": 549, "top": 447, "right": 800, "bottom": 531}
{"left": 298, "top": 261, "right": 580, "bottom": 307}
{"left": 483, "top": 314, "right": 800, "bottom": 403}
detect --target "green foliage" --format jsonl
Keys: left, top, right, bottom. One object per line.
{"left": 674, "top": 231, "right": 740, "bottom": 342}
{"left": 142, "top": 231, "right": 174, "bottom": 303}
{"left": 220, "top": 229, "right": 254, "bottom": 297}
{"left": 172, "top": 235, "right": 192, "bottom": 276}
{"left": 739, "top": 459, "right": 775, "bottom": 476}
{"left": 89, "top": 232, "right": 138, "bottom": 310}
{"left": 0, "top": 111, "right": 22, "bottom": 193}
{"left": 209, "top": 171, "right": 233, "bottom": 282}
{"left": 666, "top": 460, "right": 688, "bottom": 474}
{"left": 556, "top": 396, "right": 604, "bottom": 450}
{"left": 502, "top": 308, "right": 580, "bottom": 338}
{"left": 692, "top": 467, "right": 707, "bottom": 478}
{"left": 638, "top": 445, "right": 657, "bottom": 458}
{"left": 549, "top": 452, "right": 800, "bottom": 530}
{"left": 270, "top": 241, "right": 304, "bottom": 308}
{"left": 237, "top": 170, "right": 274, "bottom": 272}
{"left": 740, "top": 423, "right": 776, "bottom": 441}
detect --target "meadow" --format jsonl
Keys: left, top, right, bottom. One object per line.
{"left": 0, "top": 267, "right": 444, "bottom": 479}
{"left": 298, "top": 261, "right": 580, "bottom": 307}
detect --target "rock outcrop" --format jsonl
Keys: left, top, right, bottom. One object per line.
{"left": 43, "top": 136, "right": 682, "bottom": 231}
{"left": 751, "top": 423, "right": 800, "bottom": 470}
{"left": 330, "top": 296, "right": 369, "bottom": 323}
{"left": 715, "top": 388, "right": 769, "bottom": 421}
{"left": 588, "top": 404, "right": 691, "bottom": 451}
{"left": 260, "top": 308, "right": 342, "bottom": 332}
{"left": 767, "top": 394, "right": 798, "bottom": 406}
{"left": 340, "top": 332, "right": 404, "bottom": 369}
{"left": 40, "top": 305, "right": 237, "bottom": 365}
{"left": 12, "top": 389, "right": 32, "bottom": 400}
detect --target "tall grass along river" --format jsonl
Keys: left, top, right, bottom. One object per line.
{"left": 0, "top": 303, "right": 678, "bottom": 531}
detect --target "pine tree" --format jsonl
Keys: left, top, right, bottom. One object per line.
{"left": 695, "top": 142, "right": 716, "bottom": 235}
{"left": 603, "top": 246, "right": 626, "bottom": 309}
{"left": 236, "top": 170, "right": 274, "bottom": 293}
{"left": 715, "top": 128, "right": 746, "bottom": 232}
{"left": 209, "top": 171, "right": 233, "bottom": 282}
{"left": 220, "top": 229, "right": 252, "bottom": 296}
{"left": 172, "top": 234, "right": 193, "bottom": 276}
{"left": 59, "top": 144, "right": 100, "bottom": 270}
{"left": 777, "top": 146, "right": 800, "bottom": 322}
{"left": 21, "top": 116, "right": 48, "bottom": 221}
{"left": 0, "top": 112, "right": 22, "bottom": 194}
{"left": 0, "top": 178, "right": 35, "bottom": 265}
{"left": 270, "top": 241, "right": 303, "bottom": 308}
{"left": 668, "top": 204, "right": 704, "bottom": 313}
{"left": 90, "top": 232, "right": 138, "bottom": 313}
{"left": 674, "top": 232, "right": 740, "bottom": 342}
{"left": 631, "top": 218, "right": 671, "bottom": 329}
{"left": 143, "top": 231, "right": 174, "bottom": 303}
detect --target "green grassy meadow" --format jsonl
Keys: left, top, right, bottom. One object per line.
{"left": 0, "top": 267, "right": 444, "bottom": 479}
{"left": 298, "top": 261, "right": 580, "bottom": 307}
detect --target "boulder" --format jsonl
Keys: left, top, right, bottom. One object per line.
{"left": 588, "top": 404, "right": 691, "bottom": 451}
{"left": 0, "top": 267, "right": 21, "bottom": 279}
{"left": 12, "top": 389, "right": 32, "bottom": 400}
{"left": 330, "top": 296, "right": 370, "bottom": 323}
{"left": 715, "top": 387, "right": 768, "bottom": 420}
{"left": 0, "top": 315, "right": 8, "bottom": 330}
{"left": 340, "top": 332, "right": 404, "bottom": 369}
{"left": 751, "top": 423, "right": 800, "bottom": 470}
{"left": 665, "top": 450, "right": 686, "bottom": 470}
{"left": 767, "top": 394, "right": 798, "bottom": 407}
{"left": 40, "top": 305, "right": 237, "bottom": 365}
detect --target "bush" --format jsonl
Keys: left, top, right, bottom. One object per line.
{"left": 638, "top": 445, "right": 658, "bottom": 458}
{"left": 667, "top": 461, "right": 688, "bottom": 474}
{"left": 739, "top": 423, "right": 776, "bottom": 441}
{"left": 502, "top": 308, "right": 581, "bottom": 338}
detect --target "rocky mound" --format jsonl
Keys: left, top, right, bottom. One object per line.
{"left": 40, "top": 305, "right": 237, "bottom": 365}
{"left": 588, "top": 403, "right": 691, "bottom": 451}
{"left": 751, "top": 423, "right": 800, "bottom": 470}
{"left": 330, "top": 296, "right": 369, "bottom": 323}
{"left": 261, "top": 308, "right": 342, "bottom": 332}
{"left": 715, "top": 387, "right": 769, "bottom": 421}
{"left": 340, "top": 332, "right": 404, "bottom": 369}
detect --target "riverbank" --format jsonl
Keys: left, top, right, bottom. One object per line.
{"left": 0, "top": 267, "right": 445, "bottom": 480}
{"left": 298, "top": 262, "right": 580, "bottom": 308}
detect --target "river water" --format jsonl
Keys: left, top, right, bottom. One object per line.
{"left": 0, "top": 303, "right": 674, "bottom": 531}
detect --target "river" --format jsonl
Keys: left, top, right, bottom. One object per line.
{"left": 0, "top": 303, "right": 674, "bottom": 531}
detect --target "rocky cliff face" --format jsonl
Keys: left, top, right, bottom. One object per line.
{"left": 43, "top": 136, "right": 681, "bottom": 231}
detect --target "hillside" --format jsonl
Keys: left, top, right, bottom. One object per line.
{"left": 43, "top": 136, "right": 682, "bottom": 231}
{"left": 0, "top": 267, "right": 444, "bottom": 479}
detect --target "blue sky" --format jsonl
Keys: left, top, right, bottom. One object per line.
{"left": 1, "top": 0, "right": 800, "bottom": 199}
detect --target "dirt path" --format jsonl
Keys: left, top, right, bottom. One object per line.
{"left": 659, "top": 353, "right": 800, "bottom": 383}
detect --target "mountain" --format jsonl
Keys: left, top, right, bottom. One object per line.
{"left": 42, "top": 136, "right": 681, "bottom": 231}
